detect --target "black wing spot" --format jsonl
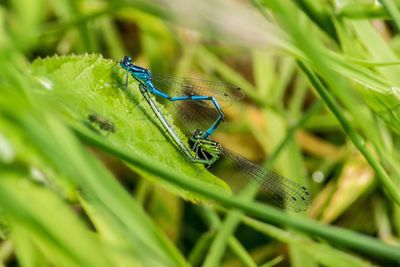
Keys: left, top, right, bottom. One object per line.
{"left": 292, "top": 197, "right": 297, "bottom": 201}
{"left": 302, "top": 187, "right": 311, "bottom": 195}
{"left": 301, "top": 197, "right": 305, "bottom": 201}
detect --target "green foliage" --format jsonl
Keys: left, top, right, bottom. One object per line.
{"left": 30, "top": 54, "right": 229, "bottom": 198}
{"left": 1, "top": 0, "right": 400, "bottom": 266}
{"left": 1, "top": 85, "right": 189, "bottom": 266}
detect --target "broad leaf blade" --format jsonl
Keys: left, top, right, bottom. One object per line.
{"left": 30, "top": 54, "right": 230, "bottom": 198}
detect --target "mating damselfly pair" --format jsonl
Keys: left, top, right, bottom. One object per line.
{"left": 113, "top": 56, "right": 311, "bottom": 212}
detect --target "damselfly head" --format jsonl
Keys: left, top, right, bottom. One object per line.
{"left": 119, "top": 56, "right": 132, "bottom": 70}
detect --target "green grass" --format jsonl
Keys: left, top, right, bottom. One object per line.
{"left": 1, "top": 0, "right": 400, "bottom": 266}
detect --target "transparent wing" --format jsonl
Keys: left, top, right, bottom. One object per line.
{"left": 151, "top": 74, "right": 243, "bottom": 136}
{"left": 165, "top": 100, "right": 222, "bottom": 136}
{"left": 221, "top": 148, "right": 312, "bottom": 212}
{"left": 151, "top": 74, "right": 244, "bottom": 108}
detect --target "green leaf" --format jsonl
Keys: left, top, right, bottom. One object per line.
{"left": 337, "top": 3, "right": 387, "bottom": 19}
{"left": 379, "top": 0, "right": 400, "bottom": 33}
{"left": 243, "top": 217, "right": 376, "bottom": 267}
{"left": 0, "top": 176, "right": 112, "bottom": 267}
{"left": 30, "top": 54, "right": 230, "bottom": 200}
{"left": 11, "top": 230, "right": 50, "bottom": 267}
{"left": 1, "top": 90, "right": 190, "bottom": 267}
{"left": 79, "top": 196, "right": 161, "bottom": 267}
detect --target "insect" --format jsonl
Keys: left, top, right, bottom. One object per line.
{"left": 130, "top": 82, "right": 221, "bottom": 166}
{"left": 188, "top": 129, "right": 312, "bottom": 212}
{"left": 119, "top": 56, "right": 311, "bottom": 212}
{"left": 87, "top": 113, "right": 116, "bottom": 133}
{"left": 119, "top": 56, "right": 243, "bottom": 139}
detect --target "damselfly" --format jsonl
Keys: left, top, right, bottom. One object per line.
{"left": 119, "top": 56, "right": 243, "bottom": 139}
{"left": 129, "top": 82, "right": 222, "bottom": 165}
{"left": 118, "top": 56, "right": 311, "bottom": 211}
{"left": 188, "top": 129, "right": 312, "bottom": 212}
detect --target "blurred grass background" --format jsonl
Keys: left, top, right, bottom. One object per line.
{"left": 1, "top": 0, "right": 400, "bottom": 266}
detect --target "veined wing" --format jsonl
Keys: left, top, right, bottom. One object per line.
{"left": 151, "top": 74, "right": 244, "bottom": 108}
{"left": 221, "top": 148, "right": 312, "bottom": 212}
{"left": 151, "top": 74, "right": 242, "bottom": 136}
{"left": 165, "top": 100, "right": 223, "bottom": 136}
